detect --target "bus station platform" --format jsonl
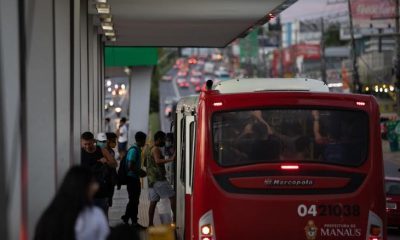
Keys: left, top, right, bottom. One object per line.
{"left": 109, "top": 185, "right": 166, "bottom": 238}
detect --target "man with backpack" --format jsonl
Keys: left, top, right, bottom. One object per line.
{"left": 120, "top": 131, "right": 147, "bottom": 228}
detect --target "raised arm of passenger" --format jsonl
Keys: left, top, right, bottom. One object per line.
{"left": 101, "top": 148, "right": 118, "bottom": 167}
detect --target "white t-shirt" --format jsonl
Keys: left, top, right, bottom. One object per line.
{"left": 118, "top": 124, "right": 128, "bottom": 143}
{"left": 75, "top": 206, "right": 109, "bottom": 240}
{"left": 105, "top": 122, "right": 112, "bottom": 133}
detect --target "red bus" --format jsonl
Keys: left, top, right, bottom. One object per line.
{"left": 173, "top": 78, "right": 386, "bottom": 240}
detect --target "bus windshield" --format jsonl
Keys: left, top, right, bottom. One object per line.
{"left": 212, "top": 109, "right": 369, "bottom": 167}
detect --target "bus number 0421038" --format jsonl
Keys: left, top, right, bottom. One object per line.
{"left": 297, "top": 204, "right": 360, "bottom": 217}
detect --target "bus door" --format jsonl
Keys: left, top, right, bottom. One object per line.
{"left": 176, "top": 114, "right": 196, "bottom": 239}
{"left": 176, "top": 115, "right": 185, "bottom": 239}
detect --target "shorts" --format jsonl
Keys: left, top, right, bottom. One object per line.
{"left": 118, "top": 141, "right": 127, "bottom": 152}
{"left": 148, "top": 181, "right": 175, "bottom": 202}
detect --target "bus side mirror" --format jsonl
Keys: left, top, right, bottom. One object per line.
{"left": 206, "top": 80, "right": 213, "bottom": 90}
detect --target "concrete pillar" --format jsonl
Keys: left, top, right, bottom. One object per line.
{"left": 80, "top": 0, "right": 89, "bottom": 131}
{"left": 72, "top": 0, "right": 82, "bottom": 163}
{"left": 88, "top": 17, "right": 94, "bottom": 132}
{"left": 55, "top": 0, "right": 71, "bottom": 184}
{"left": 91, "top": 26, "right": 99, "bottom": 133}
{"left": 99, "top": 44, "right": 105, "bottom": 132}
{"left": 128, "top": 66, "right": 153, "bottom": 144}
{"left": 98, "top": 39, "right": 104, "bottom": 133}
{"left": 0, "top": 0, "right": 21, "bottom": 239}
{"left": 25, "top": 0, "right": 57, "bottom": 237}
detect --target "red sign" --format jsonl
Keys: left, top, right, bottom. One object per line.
{"left": 351, "top": 0, "right": 396, "bottom": 28}
{"left": 293, "top": 44, "right": 321, "bottom": 60}
{"left": 271, "top": 44, "right": 321, "bottom": 77}
{"left": 272, "top": 49, "right": 281, "bottom": 77}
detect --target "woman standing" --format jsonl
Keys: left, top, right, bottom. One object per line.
{"left": 34, "top": 166, "right": 109, "bottom": 240}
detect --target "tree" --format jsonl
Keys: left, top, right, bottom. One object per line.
{"left": 324, "top": 25, "right": 346, "bottom": 46}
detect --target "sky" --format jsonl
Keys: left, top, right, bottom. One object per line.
{"left": 280, "top": 0, "right": 348, "bottom": 23}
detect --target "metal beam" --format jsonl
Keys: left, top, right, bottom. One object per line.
{"left": 0, "top": 0, "right": 7, "bottom": 238}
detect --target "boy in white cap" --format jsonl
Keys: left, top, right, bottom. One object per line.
{"left": 96, "top": 132, "right": 108, "bottom": 149}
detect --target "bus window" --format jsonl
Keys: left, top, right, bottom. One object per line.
{"left": 180, "top": 118, "right": 186, "bottom": 183}
{"left": 212, "top": 109, "right": 368, "bottom": 167}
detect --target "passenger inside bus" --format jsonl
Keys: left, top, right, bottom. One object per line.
{"left": 214, "top": 110, "right": 282, "bottom": 165}
{"left": 311, "top": 110, "right": 367, "bottom": 165}
{"left": 238, "top": 113, "right": 282, "bottom": 162}
{"left": 213, "top": 109, "right": 368, "bottom": 167}
{"left": 245, "top": 110, "right": 313, "bottom": 162}
{"left": 312, "top": 110, "right": 351, "bottom": 163}
{"left": 213, "top": 113, "right": 247, "bottom": 165}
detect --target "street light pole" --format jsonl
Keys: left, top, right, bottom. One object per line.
{"left": 278, "top": 16, "right": 284, "bottom": 78}
{"left": 347, "top": 0, "right": 362, "bottom": 93}
{"left": 395, "top": 0, "right": 400, "bottom": 113}
{"left": 320, "top": 17, "right": 327, "bottom": 84}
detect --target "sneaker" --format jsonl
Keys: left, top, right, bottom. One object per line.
{"left": 132, "top": 222, "right": 147, "bottom": 229}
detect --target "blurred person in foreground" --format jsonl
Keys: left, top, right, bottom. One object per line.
{"left": 34, "top": 166, "right": 109, "bottom": 240}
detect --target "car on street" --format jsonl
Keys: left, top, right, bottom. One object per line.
{"left": 386, "top": 177, "right": 400, "bottom": 229}
{"left": 191, "top": 69, "right": 202, "bottom": 77}
{"left": 214, "top": 70, "right": 230, "bottom": 81}
{"left": 195, "top": 85, "right": 201, "bottom": 93}
{"left": 164, "top": 97, "right": 173, "bottom": 105}
{"left": 164, "top": 96, "right": 179, "bottom": 105}
{"left": 203, "top": 62, "right": 215, "bottom": 74}
{"left": 161, "top": 75, "right": 173, "bottom": 81}
{"left": 176, "top": 77, "right": 189, "bottom": 88}
{"left": 190, "top": 77, "right": 201, "bottom": 86}
{"left": 164, "top": 104, "right": 173, "bottom": 118}
{"left": 188, "top": 57, "right": 197, "bottom": 64}
{"left": 177, "top": 70, "right": 188, "bottom": 77}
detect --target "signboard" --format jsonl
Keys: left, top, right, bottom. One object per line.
{"left": 105, "top": 47, "right": 158, "bottom": 67}
{"left": 351, "top": 0, "right": 397, "bottom": 29}
{"left": 294, "top": 44, "right": 321, "bottom": 60}
{"left": 239, "top": 29, "right": 259, "bottom": 64}
{"left": 327, "top": 69, "right": 342, "bottom": 83}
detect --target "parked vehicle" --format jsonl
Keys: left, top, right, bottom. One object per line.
{"left": 386, "top": 177, "right": 400, "bottom": 229}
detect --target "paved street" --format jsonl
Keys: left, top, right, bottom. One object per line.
{"left": 108, "top": 185, "right": 165, "bottom": 239}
